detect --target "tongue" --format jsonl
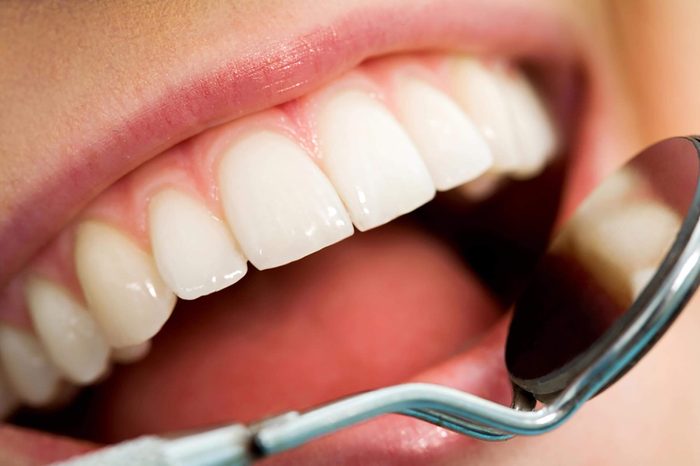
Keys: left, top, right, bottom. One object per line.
{"left": 84, "top": 221, "right": 502, "bottom": 442}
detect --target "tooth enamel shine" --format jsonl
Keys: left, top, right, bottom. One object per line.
{"left": 219, "top": 131, "right": 353, "bottom": 270}
{"left": 149, "top": 189, "right": 248, "bottom": 299}
{"left": 394, "top": 77, "right": 493, "bottom": 190}
{"left": 315, "top": 89, "right": 435, "bottom": 231}
{"left": 25, "top": 277, "right": 110, "bottom": 384}
{"left": 75, "top": 221, "right": 176, "bottom": 348}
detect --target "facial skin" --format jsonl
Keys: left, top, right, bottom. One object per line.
{"left": 2, "top": 0, "right": 700, "bottom": 464}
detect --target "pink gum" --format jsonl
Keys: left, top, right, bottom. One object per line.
{"left": 0, "top": 52, "right": 491, "bottom": 327}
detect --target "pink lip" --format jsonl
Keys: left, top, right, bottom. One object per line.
{"left": 0, "top": 0, "right": 577, "bottom": 288}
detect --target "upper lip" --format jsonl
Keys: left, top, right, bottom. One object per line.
{"left": 0, "top": 0, "right": 578, "bottom": 289}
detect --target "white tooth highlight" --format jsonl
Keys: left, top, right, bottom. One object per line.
{"left": 450, "top": 58, "right": 521, "bottom": 172}
{"left": 499, "top": 71, "right": 557, "bottom": 178}
{"left": 25, "top": 277, "right": 110, "bottom": 384}
{"left": 315, "top": 89, "right": 435, "bottom": 231}
{"left": 0, "top": 326, "right": 61, "bottom": 406}
{"left": 112, "top": 341, "right": 151, "bottom": 364}
{"left": 149, "top": 190, "right": 248, "bottom": 299}
{"left": 219, "top": 131, "right": 353, "bottom": 270}
{"left": 75, "top": 221, "right": 176, "bottom": 348}
{"left": 394, "top": 77, "right": 493, "bottom": 190}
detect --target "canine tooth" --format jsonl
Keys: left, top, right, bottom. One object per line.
{"left": 394, "top": 77, "right": 493, "bottom": 190}
{"left": 75, "top": 221, "right": 176, "bottom": 348}
{"left": 499, "top": 70, "right": 557, "bottom": 178}
{"left": 0, "top": 326, "right": 62, "bottom": 406}
{"left": 450, "top": 58, "right": 521, "bottom": 172}
{"left": 149, "top": 189, "right": 248, "bottom": 299}
{"left": 25, "top": 277, "right": 110, "bottom": 384}
{"left": 219, "top": 131, "right": 353, "bottom": 270}
{"left": 315, "top": 89, "right": 435, "bottom": 231}
{"left": 112, "top": 341, "right": 151, "bottom": 364}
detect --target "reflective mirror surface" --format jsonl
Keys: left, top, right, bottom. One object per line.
{"left": 506, "top": 138, "right": 700, "bottom": 400}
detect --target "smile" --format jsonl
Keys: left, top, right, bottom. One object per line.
{"left": 0, "top": 2, "right": 615, "bottom": 464}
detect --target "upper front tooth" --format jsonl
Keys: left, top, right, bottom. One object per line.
{"left": 393, "top": 77, "right": 493, "bottom": 191}
{"left": 75, "top": 221, "right": 176, "bottom": 347}
{"left": 314, "top": 89, "right": 435, "bottom": 231}
{"left": 219, "top": 130, "right": 354, "bottom": 270}
{"left": 450, "top": 58, "right": 521, "bottom": 172}
{"left": 25, "top": 277, "right": 110, "bottom": 384}
{"left": 149, "top": 189, "right": 248, "bottom": 299}
{"left": 0, "top": 325, "right": 62, "bottom": 406}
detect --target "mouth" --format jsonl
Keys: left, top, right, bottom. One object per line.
{"left": 0, "top": 2, "right": 600, "bottom": 464}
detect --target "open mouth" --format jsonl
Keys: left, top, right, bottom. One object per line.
{"left": 0, "top": 3, "right": 597, "bottom": 464}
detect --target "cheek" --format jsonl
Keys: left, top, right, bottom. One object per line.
{"left": 446, "top": 291, "right": 700, "bottom": 466}
{"left": 610, "top": 1, "right": 700, "bottom": 143}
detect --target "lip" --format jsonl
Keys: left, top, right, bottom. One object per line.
{"left": 0, "top": 0, "right": 578, "bottom": 289}
{"left": 0, "top": 1, "right": 604, "bottom": 464}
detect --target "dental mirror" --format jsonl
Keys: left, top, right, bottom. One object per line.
{"left": 506, "top": 136, "right": 700, "bottom": 402}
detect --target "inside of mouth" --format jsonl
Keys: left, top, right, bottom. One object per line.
{"left": 1, "top": 49, "right": 585, "bottom": 455}
{"left": 8, "top": 157, "right": 567, "bottom": 443}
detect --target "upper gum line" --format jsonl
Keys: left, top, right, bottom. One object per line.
{"left": 0, "top": 52, "right": 560, "bottom": 410}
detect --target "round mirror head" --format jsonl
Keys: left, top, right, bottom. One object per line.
{"left": 505, "top": 137, "right": 700, "bottom": 401}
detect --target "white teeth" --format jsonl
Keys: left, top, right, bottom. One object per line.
{"left": 112, "top": 341, "right": 151, "bottom": 364}
{"left": 450, "top": 58, "right": 521, "bottom": 172}
{"left": 219, "top": 131, "right": 353, "bottom": 270}
{"left": 449, "top": 58, "right": 557, "bottom": 178}
{"left": 0, "top": 326, "right": 62, "bottom": 406}
{"left": 393, "top": 77, "right": 493, "bottom": 191}
{"left": 149, "top": 189, "right": 248, "bottom": 299}
{"left": 25, "top": 277, "right": 110, "bottom": 384}
{"left": 568, "top": 200, "right": 681, "bottom": 302}
{"left": 315, "top": 89, "right": 435, "bottom": 231}
{"left": 75, "top": 221, "right": 176, "bottom": 348}
{"left": 499, "top": 70, "right": 557, "bottom": 178}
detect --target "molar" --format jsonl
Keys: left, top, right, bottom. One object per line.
{"left": 392, "top": 77, "right": 493, "bottom": 190}
{"left": 75, "top": 221, "right": 176, "bottom": 348}
{"left": 0, "top": 325, "right": 62, "bottom": 407}
{"left": 219, "top": 130, "right": 353, "bottom": 270}
{"left": 25, "top": 277, "right": 110, "bottom": 384}
{"left": 149, "top": 189, "right": 248, "bottom": 300}
{"left": 313, "top": 88, "right": 435, "bottom": 231}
